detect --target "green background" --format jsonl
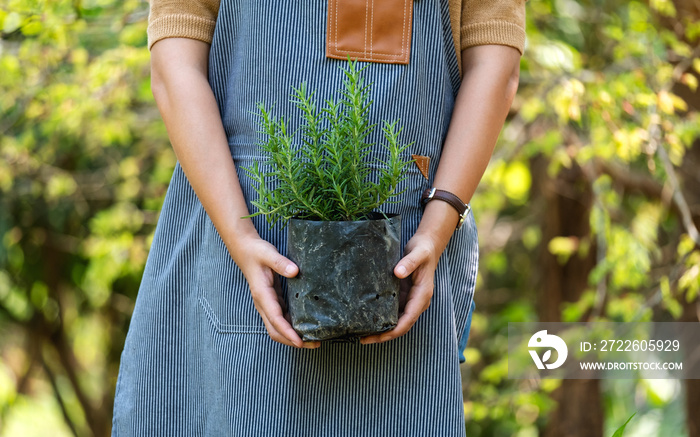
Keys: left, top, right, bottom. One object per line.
{"left": 1, "top": 0, "right": 699, "bottom": 435}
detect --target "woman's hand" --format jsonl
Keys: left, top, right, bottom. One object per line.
{"left": 360, "top": 231, "right": 443, "bottom": 345}
{"left": 230, "top": 236, "right": 321, "bottom": 349}
{"left": 360, "top": 201, "right": 458, "bottom": 346}
{"left": 150, "top": 38, "right": 318, "bottom": 349}
{"left": 359, "top": 45, "right": 521, "bottom": 345}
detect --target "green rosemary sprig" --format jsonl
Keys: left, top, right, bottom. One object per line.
{"left": 242, "top": 60, "right": 413, "bottom": 225}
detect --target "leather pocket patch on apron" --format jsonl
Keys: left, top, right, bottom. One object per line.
{"left": 326, "top": 0, "right": 413, "bottom": 64}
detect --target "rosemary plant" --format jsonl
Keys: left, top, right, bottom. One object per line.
{"left": 242, "top": 60, "right": 413, "bottom": 224}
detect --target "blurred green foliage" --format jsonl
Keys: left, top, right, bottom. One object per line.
{"left": 0, "top": 0, "right": 698, "bottom": 436}
{"left": 464, "top": 0, "right": 700, "bottom": 436}
{"left": 0, "top": 0, "right": 172, "bottom": 435}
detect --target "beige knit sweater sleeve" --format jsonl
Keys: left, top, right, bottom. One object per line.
{"left": 147, "top": 0, "right": 526, "bottom": 68}
{"left": 447, "top": 0, "right": 526, "bottom": 70}
{"left": 147, "top": 0, "right": 219, "bottom": 50}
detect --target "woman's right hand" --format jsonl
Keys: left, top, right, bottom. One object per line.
{"left": 150, "top": 38, "right": 317, "bottom": 350}
{"left": 230, "top": 235, "right": 321, "bottom": 349}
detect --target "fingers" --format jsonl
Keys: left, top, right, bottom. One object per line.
{"left": 248, "top": 256, "right": 314, "bottom": 349}
{"left": 245, "top": 239, "right": 299, "bottom": 278}
{"left": 360, "top": 277, "right": 433, "bottom": 345}
{"left": 394, "top": 242, "right": 432, "bottom": 279}
{"left": 397, "top": 277, "right": 411, "bottom": 311}
{"left": 267, "top": 248, "right": 299, "bottom": 278}
{"left": 391, "top": 284, "right": 433, "bottom": 335}
{"left": 300, "top": 339, "right": 321, "bottom": 348}
{"left": 361, "top": 237, "right": 437, "bottom": 345}
{"left": 251, "top": 282, "right": 300, "bottom": 345}
{"left": 236, "top": 238, "right": 314, "bottom": 348}
{"left": 258, "top": 309, "right": 300, "bottom": 348}
{"left": 254, "top": 287, "right": 320, "bottom": 349}
{"left": 259, "top": 310, "right": 320, "bottom": 349}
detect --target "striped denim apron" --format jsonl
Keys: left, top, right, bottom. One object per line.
{"left": 112, "top": 1, "right": 478, "bottom": 435}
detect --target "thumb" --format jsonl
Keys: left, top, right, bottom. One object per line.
{"left": 267, "top": 249, "right": 299, "bottom": 278}
{"left": 394, "top": 248, "right": 428, "bottom": 279}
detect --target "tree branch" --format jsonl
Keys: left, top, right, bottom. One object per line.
{"left": 593, "top": 160, "right": 669, "bottom": 202}
{"left": 41, "top": 353, "right": 80, "bottom": 437}
{"left": 656, "top": 141, "right": 700, "bottom": 246}
{"left": 51, "top": 329, "right": 106, "bottom": 435}
{"left": 593, "top": 157, "right": 699, "bottom": 247}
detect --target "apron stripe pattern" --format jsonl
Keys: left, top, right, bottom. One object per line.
{"left": 113, "top": 1, "right": 478, "bottom": 435}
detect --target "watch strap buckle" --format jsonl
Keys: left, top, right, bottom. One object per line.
{"left": 421, "top": 188, "right": 471, "bottom": 231}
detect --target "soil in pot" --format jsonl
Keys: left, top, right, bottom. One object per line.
{"left": 287, "top": 214, "right": 401, "bottom": 341}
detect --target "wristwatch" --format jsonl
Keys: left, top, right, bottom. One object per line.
{"left": 421, "top": 188, "right": 471, "bottom": 230}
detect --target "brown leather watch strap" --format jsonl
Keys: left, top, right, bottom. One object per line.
{"left": 421, "top": 188, "right": 471, "bottom": 230}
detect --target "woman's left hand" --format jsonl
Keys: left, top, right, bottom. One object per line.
{"left": 360, "top": 231, "right": 442, "bottom": 345}
{"left": 359, "top": 45, "right": 522, "bottom": 345}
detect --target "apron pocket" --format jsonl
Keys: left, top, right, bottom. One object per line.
{"left": 197, "top": 216, "right": 268, "bottom": 334}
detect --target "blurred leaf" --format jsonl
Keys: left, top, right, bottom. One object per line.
{"left": 681, "top": 73, "right": 698, "bottom": 92}
{"left": 502, "top": 161, "right": 531, "bottom": 203}
{"left": 548, "top": 236, "right": 579, "bottom": 263}
{"left": 611, "top": 412, "right": 636, "bottom": 437}
{"left": 660, "top": 276, "right": 683, "bottom": 318}
{"left": 3, "top": 11, "right": 22, "bottom": 33}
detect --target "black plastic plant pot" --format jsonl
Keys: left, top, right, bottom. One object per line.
{"left": 286, "top": 214, "right": 401, "bottom": 341}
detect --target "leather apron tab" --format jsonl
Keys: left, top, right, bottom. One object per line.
{"left": 412, "top": 154, "right": 430, "bottom": 180}
{"left": 326, "top": 0, "right": 413, "bottom": 64}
